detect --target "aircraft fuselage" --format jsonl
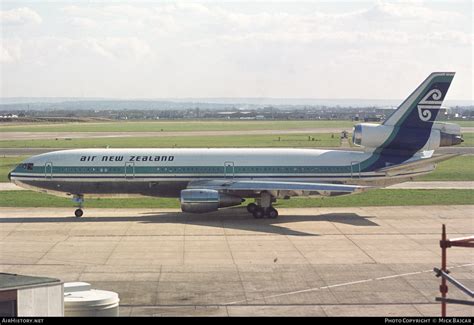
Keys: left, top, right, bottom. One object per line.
{"left": 10, "top": 148, "right": 430, "bottom": 198}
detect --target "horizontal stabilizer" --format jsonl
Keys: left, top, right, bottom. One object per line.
{"left": 375, "top": 154, "right": 460, "bottom": 173}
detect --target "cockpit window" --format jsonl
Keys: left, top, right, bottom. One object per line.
{"left": 21, "top": 163, "right": 34, "bottom": 170}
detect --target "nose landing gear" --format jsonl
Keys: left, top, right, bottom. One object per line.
{"left": 73, "top": 194, "right": 84, "bottom": 218}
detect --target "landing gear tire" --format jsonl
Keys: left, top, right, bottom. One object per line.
{"left": 253, "top": 207, "right": 265, "bottom": 219}
{"left": 74, "top": 209, "right": 83, "bottom": 218}
{"left": 247, "top": 203, "right": 257, "bottom": 213}
{"left": 265, "top": 207, "right": 278, "bottom": 219}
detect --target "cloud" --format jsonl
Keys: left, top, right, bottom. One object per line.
{"left": 84, "top": 37, "right": 152, "bottom": 60}
{"left": 363, "top": 0, "right": 465, "bottom": 22}
{"left": 0, "top": 46, "right": 19, "bottom": 63}
{"left": 1, "top": 36, "right": 152, "bottom": 66}
{"left": 0, "top": 7, "right": 42, "bottom": 25}
{"left": 0, "top": 39, "right": 22, "bottom": 63}
{"left": 69, "top": 17, "right": 97, "bottom": 29}
{"left": 58, "top": 1, "right": 471, "bottom": 47}
{"left": 61, "top": 4, "right": 180, "bottom": 34}
{"left": 2, "top": 1, "right": 472, "bottom": 98}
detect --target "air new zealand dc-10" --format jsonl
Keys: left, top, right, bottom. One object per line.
{"left": 9, "top": 72, "right": 464, "bottom": 218}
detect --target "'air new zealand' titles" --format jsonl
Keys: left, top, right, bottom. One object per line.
{"left": 9, "top": 72, "right": 464, "bottom": 218}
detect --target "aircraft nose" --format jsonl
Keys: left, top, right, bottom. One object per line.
{"left": 8, "top": 172, "right": 11, "bottom": 181}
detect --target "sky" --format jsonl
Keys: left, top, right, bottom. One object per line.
{"left": 0, "top": 1, "right": 472, "bottom": 100}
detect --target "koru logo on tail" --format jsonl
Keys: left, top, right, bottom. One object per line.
{"left": 417, "top": 89, "right": 442, "bottom": 122}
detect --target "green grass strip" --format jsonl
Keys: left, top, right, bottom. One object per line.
{"left": 0, "top": 189, "right": 472, "bottom": 209}
{"left": 418, "top": 155, "right": 474, "bottom": 181}
{"left": 0, "top": 156, "right": 28, "bottom": 182}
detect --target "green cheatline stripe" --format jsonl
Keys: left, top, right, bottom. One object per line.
{"left": 14, "top": 164, "right": 363, "bottom": 175}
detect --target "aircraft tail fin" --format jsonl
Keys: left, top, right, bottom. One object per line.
{"left": 383, "top": 72, "right": 455, "bottom": 129}
{"left": 358, "top": 72, "right": 459, "bottom": 171}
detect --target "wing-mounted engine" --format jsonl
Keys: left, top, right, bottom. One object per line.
{"left": 180, "top": 189, "right": 244, "bottom": 213}
{"left": 352, "top": 122, "right": 463, "bottom": 152}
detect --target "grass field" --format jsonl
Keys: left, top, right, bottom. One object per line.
{"left": 0, "top": 120, "right": 356, "bottom": 132}
{"left": 1, "top": 155, "right": 472, "bottom": 182}
{"left": 459, "top": 133, "right": 474, "bottom": 146}
{"left": 417, "top": 155, "right": 474, "bottom": 181}
{"left": 0, "top": 156, "right": 27, "bottom": 182}
{"left": 1, "top": 119, "right": 472, "bottom": 133}
{"left": 0, "top": 133, "right": 343, "bottom": 148}
{"left": 0, "top": 189, "right": 472, "bottom": 208}
{"left": 449, "top": 120, "right": 474, "bottom": 127}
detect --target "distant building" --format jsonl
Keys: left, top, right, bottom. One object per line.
{"left": 0, "top": 114, "right": 18, "bottom": 119}
{"left": 364, "top": 115, "right": 383, "bottom": 122}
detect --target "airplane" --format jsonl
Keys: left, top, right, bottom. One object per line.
{"left": 9, "top": 72, "right": 463, "bottom": 218}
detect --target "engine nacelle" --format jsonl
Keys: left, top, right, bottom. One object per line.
{"left": 434, "top": 122, "right": 464, "bottom": 147}
{"left": 352, "top": 123, "right": 392, "bottom": 148}
{"left": 352, "top": 122, "right": 462, "bottom": 151}
{"left": 180, "top": 189, "right": 244, "bottom": 213}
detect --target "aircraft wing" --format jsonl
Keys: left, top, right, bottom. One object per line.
{"left": 187, "top": 179, "right": 368, "bottom": 196}
{"left": 376, "top": 153, "right": 460, "bottom": 174}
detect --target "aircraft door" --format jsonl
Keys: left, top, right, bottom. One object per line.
{"left": 224, "top": 161, "right": 234, "bottom": 179}
{"left": 351, "top": 161, "right": 360, "bottom": 179}
{"left": 45, "top": 162, "right": 53, "bottom": 179}
{"left": 125, "top": 162, "right": 135, "bottom": 180}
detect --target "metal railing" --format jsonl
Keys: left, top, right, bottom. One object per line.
{"left": 434, "top": 224, "right": 474, "bottom": 316}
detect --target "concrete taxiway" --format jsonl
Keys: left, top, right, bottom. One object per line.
{"left": 0, "top": 129, "right": 349, "bottom": 141}
{"left": 387, "top": 181, "right": 474, "bottom": 189}
{"left": 0, "top": 206, "right": 472, "bottom": 316}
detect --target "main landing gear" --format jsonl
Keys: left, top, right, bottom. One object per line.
{"left": 246, "top": 192, "right": 279, "bottom": 219}
{"left": 73, "top": 194, "right": 84, "bottom": 218}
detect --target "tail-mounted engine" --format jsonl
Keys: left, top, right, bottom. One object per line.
{"left": 352, "top": 122, "right": 463, "bottom": 151}
{"left": 180, "top": 189, "right": 244, "bottom": 213}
